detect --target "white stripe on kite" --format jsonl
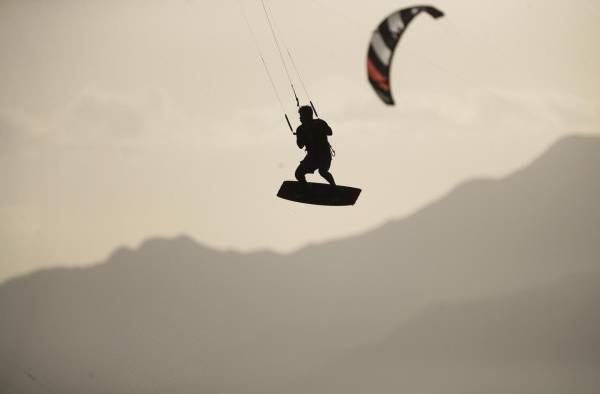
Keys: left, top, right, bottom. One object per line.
{"left": 386, "top": 12, "right": 404, "bottom": 36}
{"left": 370, "top": 31, "right": 392, "bottom": 65}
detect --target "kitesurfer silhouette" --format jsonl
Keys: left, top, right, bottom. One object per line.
{"left": 294, "top": 105, "right": 336, "bottom": 186}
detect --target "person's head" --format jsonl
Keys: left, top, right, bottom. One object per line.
{"left": 298, "top": 105, "right": 313, "bottom": 124}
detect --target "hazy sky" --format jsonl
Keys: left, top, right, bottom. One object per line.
{"left": 1, "top": 0, "right": 599, "bottom": 280}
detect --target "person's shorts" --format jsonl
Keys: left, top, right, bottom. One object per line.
{"left": 298, "top": 153, "right": 332, "bottom": 173}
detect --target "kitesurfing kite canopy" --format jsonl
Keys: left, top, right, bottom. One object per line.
{"left": 367, "top": 5, "right": 444, "bottom": 105}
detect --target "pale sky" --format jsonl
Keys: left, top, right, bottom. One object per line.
{"left": 1, "top": 0, "right": 599, "bottom": 281}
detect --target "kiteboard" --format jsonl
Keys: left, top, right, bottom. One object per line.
{"left": 277, "top": 181, "right": 361, "bottom": 206}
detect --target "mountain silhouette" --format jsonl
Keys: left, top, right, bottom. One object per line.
{"left": 1, "top": 135, "right": 599, "bottom": 393}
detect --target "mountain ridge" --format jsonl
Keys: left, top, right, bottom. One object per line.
{"left": 1, "top": 134, "right": 599, "bottom": 394}
{"left": 5, "top": 134, "right": 598, "bottom": 285}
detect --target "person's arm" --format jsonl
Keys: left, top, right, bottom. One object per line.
{"left": 321, "top": 120, "right": 332, "bottom": 136}
{"left": 296, "top": 127, "right": 305, "bottom": 149}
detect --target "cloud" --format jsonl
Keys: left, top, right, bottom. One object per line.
{"left": 315, "top": 77, "right": 600, "bottom": 138}
{"left": 0, "top": 90, "right": 212, "bottom": 156}
{"left": 2, "top": 85, "right": 597, "bottom": 161}
{"left": 0, "top": 108, "right": 46, "bottom": 156}
{"left": 60, "top": 91, "right": 145, "bottom": 145}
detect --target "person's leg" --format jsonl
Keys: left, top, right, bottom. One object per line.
{"left": 318, "top": 168, "right": 336, "bottom": 186}
{"left": 295, "top": 164, "right": 307, "bottom": 183}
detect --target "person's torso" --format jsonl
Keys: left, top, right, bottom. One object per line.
{"left": 299, "top": 119, "right": 330, "bottom": 154}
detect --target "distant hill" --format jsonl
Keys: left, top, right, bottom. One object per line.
{"left": 1, "top": 135, "right": 599, "bottom": 394}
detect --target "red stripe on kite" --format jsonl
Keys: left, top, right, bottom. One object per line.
{"left": 367, "top": 58, "right": 390, "bottom": 92}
